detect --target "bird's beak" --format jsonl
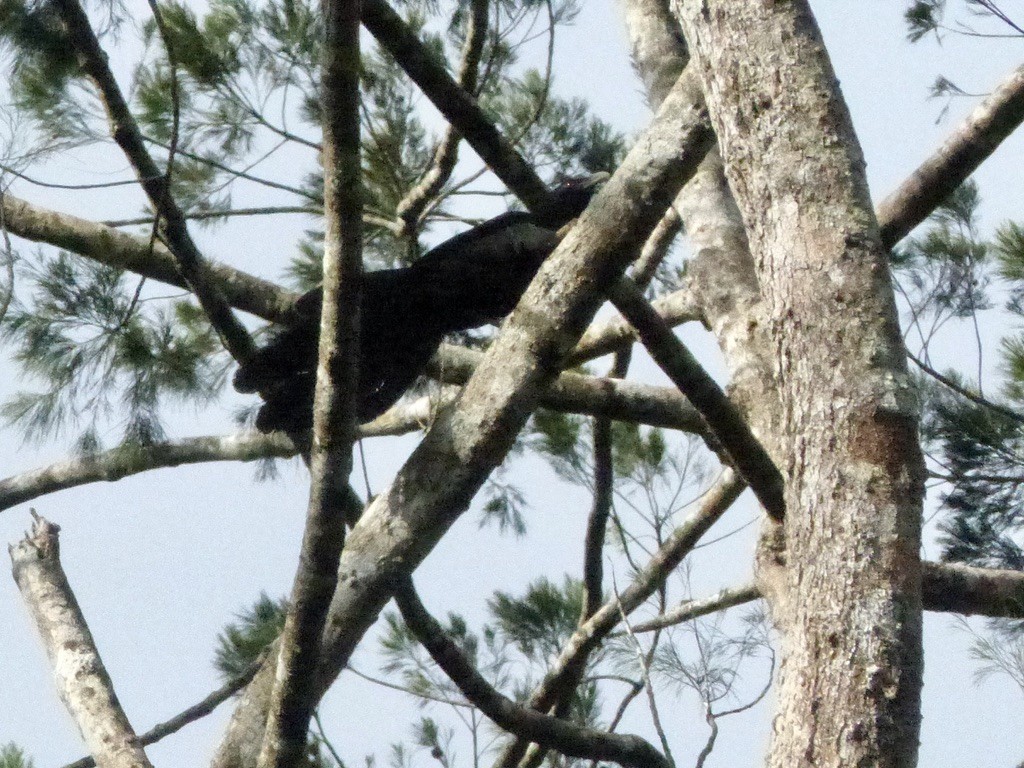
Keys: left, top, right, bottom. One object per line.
{"left": 582, "top": 171, "right": 611, "bottom": 189}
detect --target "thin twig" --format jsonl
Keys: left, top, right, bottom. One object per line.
{"left": 612, "top": 576, "right": 674, "bottom": 768}
{"left": 909, "top": 351, "right": 1024, "bottom": 425}
{"left": 102, "top": 206, "right": 322, "bottom": 227}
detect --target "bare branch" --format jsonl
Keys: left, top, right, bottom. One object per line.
{"left": 612, "top": 587, "right": 674, "bottom": 767}
{"left": 102, "top": 206, "right": 322, "bottom": 227}
{"left": 909, "top": 351, "right": 1024, "bottom": 425}
{"left": 430, "top": 345, "right": 709, "bottom": 436}
{"left": 492, "top": 470, "right": 744, "bottom": 768}
{"left": 568, "top": 288, "right": 702, "bottom": 367}
{"left": 0, "top": 192, "right": 298, "bottom": 322}
{"left": 878, "top": 63, "right": 1024, "bottom": 248}
{"left": 361, "top": 0, "right": 551, "bottom": 212}
{"left": 624, "top": 563, "right": 1024, "bottom": 630}
{"left": 631, "top": 583, "right": 761, "bottom": 633}
{"left": 923, "top": 561, "right": 1024, "bottom": 618}
{"left": 394, "top": 0, "right": 490, "bottom": 232}
{"left": 10, "top": 514, "right": 153, "bottom": 768}
{"left": 0, "top": 374, "right": 716, "bottom": 520}
{"left": 607, "top": 277, "right": 784, "bottom": 519}
{"left": 140, "top": 135, "right": 322, "bottom": 203}
{"left": 393, "top": 577, "right": 672, "bottom": 768}
{"left": 213, "top": 68, "right": 715, "bottom": 768}
{"left": 582, "top": 417, "right": 614, "bottom": 619}
{"left": 0, "top": 433, "right": 295, "bottom": 514}
{"left": 53, "top": 0, "right": 256, "bottom": 360}
{"left": 631, "top": 205, "right": 682, "bottom": 289}
{"left": 258, "top": 0, "right": 363, "bottom": 762}
{"left": 61, "top": 655, "right": 266, "bottom": 768}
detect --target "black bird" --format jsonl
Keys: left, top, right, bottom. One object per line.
{"left": 234, "top": 173, "right": 608, "bottom": 434}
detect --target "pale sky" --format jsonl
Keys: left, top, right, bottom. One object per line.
{"left": 2, "top": 2, "right": 1024, "bottom": 767}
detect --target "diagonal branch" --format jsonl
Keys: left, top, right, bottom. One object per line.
{"left": 258, "top": 0, "right": 363, "bottom": 763}
{"left": 361, "top": 0, "right": 551, "bottom": 212}
{"left": 567, "top": 288, "right": 702, "bottom": 367}
{"left": 607, "top": 277, "right": 785, "bottom": 519}
{"left": 212, "top": 67, "right": 715, "bottom": 768}
{"left": 53, "top": 0, "right": 255, "bottom": 360}
{"left": 394, "top": 0, "right": 490, "bottom": 233}
{"left": 393, "top": 577, "right": 672, "bottom": 768}
{"left": 491, "top": 470, "right": 744, "bottom": 768}
{"left": 61, "top": 654, "right": 267, "bottom": 768}
{"left": 10, "top": 514, "right": 154, "bottom": 768}
{"left": 878, "top": 63, "right": 1024, "bottom": 248}
{"left": 908, "top": 351, "right": 1024, "bottom": 425}
{"left": 630, "top": 583, "right": 761, "bottom": 634}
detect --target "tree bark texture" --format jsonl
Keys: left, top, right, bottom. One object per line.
{"left": 673, "top": 2, "right": 926, "bottom": 767}
{"left": 212, "top": 71, "right": 715, "bottom": 768}
{"left": 257, "top": 0, "right": 363, "bottom": 763}
{"left": 10, "top": 515, "right": 154, "bottom": 768}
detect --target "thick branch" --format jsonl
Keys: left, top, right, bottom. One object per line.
{"left": 878, "top": 63, "right": 1024, "bottom": 248}
{"left": 0, "top": 375, "right": 713, "bottom": 518}
{"left": 54, "top": 0, "right": 255, "bottom": 360}
{"left": 393, "top": 578, "right": 671, "bottom": 768}
{"left": 675, "top": 5, "right": 927, "bottom": 765}
{"left": 922, "top": 561, "right": 1024, "bottom": 618}
{"left": 361, "top": 0, "right": 550, "bottom": 211}
{"left": 62, "top": 656, "right": 265, "bottom": 768}
{"left": 581, "top": 416, "right": 614, "bottom": 620}
{"left": 608, "top": 277, "right": 784, "bottom": 518}
{"left": 0, "top": 193, "right": 297, "bottom": 322}
{"left": 213, "top": 69, "right": 715, "bottom": 768}
{"left": 259, "top": 0, "right": 363, "bottom": 762}
{"left": 10, "top": 514, "right": 153, "bottom": 768}
{"left": 431, "top": 345, "right": 709, "bottom": 436}
{"left": 631, "top": 563, "right": 1024, "bottom": 634}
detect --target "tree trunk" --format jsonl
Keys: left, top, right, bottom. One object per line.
{"left": 673, "top": 1, "right": 926, "bottom": 766}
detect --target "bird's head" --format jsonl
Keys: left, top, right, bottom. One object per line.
{"left": 533, "top": 171, "right": 610, "bottom": 228}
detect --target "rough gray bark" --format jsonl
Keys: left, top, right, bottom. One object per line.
{"left": 878, "top": 62, "right": 1024, "bottom": 248}
{"left": 674, "top": 3, "right": 926, "bottom": 767}
{"left": 257, "top": 0, "right": 363, "bottom": 763}
{"left": 10, "top": 515, "right": 154, "bottom": 768}
{"left": 0, "top": 192, "right": 298, "bottom": 322}
{"left": 621, "top": 0, "right": 770, "bottom": 450}
{"left": 211, "top": 71, "right": 715, "bottom": 768}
